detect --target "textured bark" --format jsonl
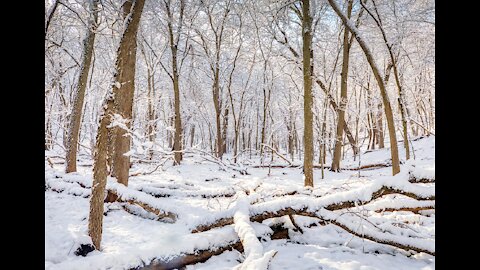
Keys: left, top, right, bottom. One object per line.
{"left": 88, "top": 96, "right": 114, "bottom": 250}
{"left": 302, "top": 0, "right": 314, "bottom": 187}
{"left": 222, "top": 107, "right": 229, "bottom": 155}
{"left": 165, "top": 0, "right": 184, "bottom": 165}
{"left": 213, "top": 67, "right": 223, "bottom": 159}
{"left": 111, "top": 0, "right": 145, "bottom": 185}
{"left": 65, "top": 0, "right": 99, "bottom": 173}
{"left": 375, "top": 103, "right": 384, "bottom": 148}
{"left": 327, "top": 0, "right": 400, "bottom": 175}
{"left": 331, "top": 0, "right": 353, "bottom": 172}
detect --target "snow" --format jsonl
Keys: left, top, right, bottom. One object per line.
{"left": 232, "top": 192, "right": 277, "bottom": 270}
{"left": 45, "top": 136, "right": 435, "bottom": 270}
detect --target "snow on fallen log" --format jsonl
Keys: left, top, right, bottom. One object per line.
{"left": 252, "top": 162, "right": 391, "bottom": 171}
{"left": 107, "top": 180, "right": 180, "bottom": 222}
{"left": 139, "top": 185, "right": 235, "bottom": 198}
{"left": 192, "top": 179, "right": 435, "bottom": 233}
{"left": 361, "top": 195, "right": 435, "bottom": 213}
{"left": 62, "top": 173, "right": 93, "bottom": 188}
{"left": 317, "top": 209, "right": 435, "bottom": 256}
{"left": 134, "top": 223, "right": 287, "bottom": 270}
{"left": 408, "top": 177, "right": 435, "bottom": 184}
{"left": 45, "top": 177, "right": 90, "bottom": 198}
{"left": 232, "top": 192, "right": 277, "bottom": 270}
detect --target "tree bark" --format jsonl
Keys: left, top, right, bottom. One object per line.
{"left": 302, "top": 0, "right": 314, "bottom": 187}
{"left": 65, "top": 0, "right": 99, "bottom": 173}
{"left": 110, "top": 0, "right": 145, "bottom": 186}
{"left": 165, "top": 0, "right": 184, "bottom": 165}
{"left": 331, "top": 0, "right": 353, "bottom": 172}
{"left": 88, "top": 96, "right": 113, "bottom": 250}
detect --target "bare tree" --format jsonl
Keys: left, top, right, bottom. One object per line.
{"left": 163, "top": 0, "right": 185, "bottom": 165}
{"left": 361, "top": 0, "right": 410, "bottom": 160}
{"left": 193, "top": 0, "right": 233, "bottom": 159}
{"left": 65, "top": 0, "right": 100, "bottom": 173}
{"left": 330, "top": 0, "right": 353, "bottom": 172}
{"left": 327, "top": 0, "right": 400, "bottom": 175}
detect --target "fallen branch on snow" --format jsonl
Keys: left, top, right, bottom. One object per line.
{"left": 192, "top": 181, "right": 435, "bottom": 233}
{"left": 232, "top": 192, "right": 277, "bottom": 270}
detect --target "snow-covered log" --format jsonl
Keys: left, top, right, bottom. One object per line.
{"left": 139, "top": 185, "right": 235, "bottom": 199}
{"left": 318, "top": 209, "right": 435, "bottom": 256}
{"left": 192, "top": 180, "right": 434, "bottom": 233}
{"left": 107, "top": 181, "right": 177, "bottom": 222}
{"left": 45, "top": 177, "right": 90, "bottom": 198}
{"left": 408, "top": 177, "right": 435, "bottom": 183}
{"left": 232, "top": 193, "right": 277, "bottom": 270}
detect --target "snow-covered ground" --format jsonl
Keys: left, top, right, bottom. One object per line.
{"left": 45, "top": 136, "right": 435, "bottom": 270}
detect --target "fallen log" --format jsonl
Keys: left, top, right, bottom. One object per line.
{"left": 375, "top": 206, "right": 435, "bottom": 214}
{"left": 192, "top": 183, "right": 435, "bottom": 233}
{"left": 232, "top": 193, "right": 277, "bottom": 270}
{"left": 320, "top": 213, "right": 434, "bottom": 256}
{"left": 252, "top": 163, "right": 391, "bottom": 171}
{"left": 196, "top": 207, "right": 434, "bottom": 256}
{"left": 326, "top": 186, "right": 435, "bottom": 211}
{"left": 108, "top": 189, "right": 177, "bottom": 222}
{"left": 408, "top": 177, "right": 435, "bottom": 184}
{"left": 133, "top": 225, "right": 289, "bottom": 270}
{"left": 139, "top": 186, "right": 235, "bottom": 199}
{"left": 45, "top": 179, "right": 90, "bottom": 198}
{"left": 252, "top": 164, "right": 301, "bottom": 169}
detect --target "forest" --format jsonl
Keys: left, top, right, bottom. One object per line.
{"left": 45, "top": 0, "right": 435, "bottom": 269}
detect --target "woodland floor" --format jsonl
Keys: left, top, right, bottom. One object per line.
{"left": 45, "top": 136, "right": 435, "bottom": 270}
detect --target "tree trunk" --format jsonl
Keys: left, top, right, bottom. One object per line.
{"left": 327, "top": 0, "right": 400, "bottom": 175}
{"left": 376, "top": 102, "right": 384, "bottom": 148}
{"left": 331, "top": 0, "right": 353, "bottom": 172}
{"left": 302, "top": 0, "right": 314, "bottom": 187}
{"left": 65, "top": 0, "right": 99, "bottom": 173}
{"left": 314, "top": 79, "right": 358, "bottom": 155}
{"left": 110, "top": 0, "right": 145, "bottom": 186}
{"left": 213, "top": 69, "right": 223, "bottom": 159}
{"left": 147, "top": 66, "right": 155, "bottom": 160}
{"left": 362, "top": 0, "right": 410, "bottom": 160}
{"left": 88, "top": 96, "right": 113, "bottom": 250}
{"left": 165, "top": 0, "right": 184, "bottom": 165}
{"left": 222, "top": 106, "right": 229, "bottom": 154}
